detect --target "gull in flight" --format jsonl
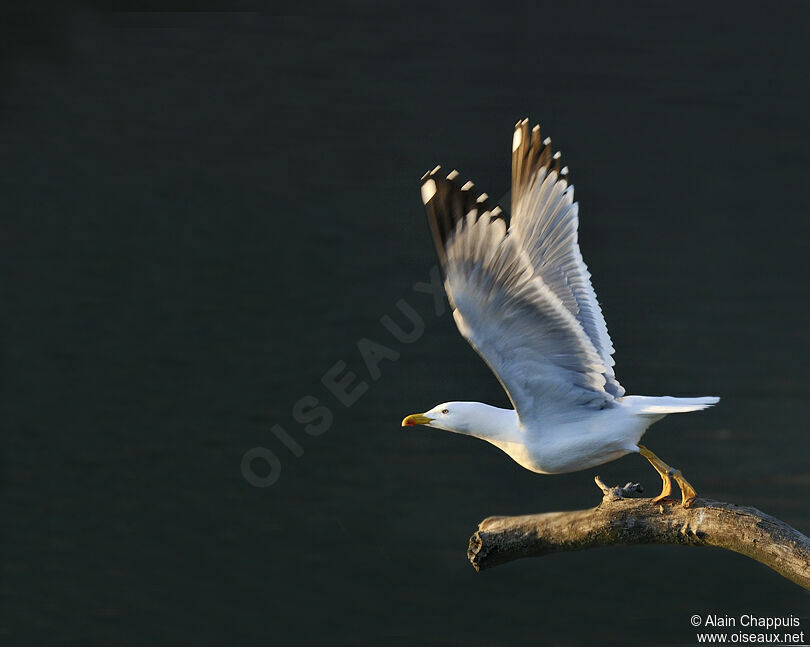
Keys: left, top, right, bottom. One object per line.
{"left": 402, "top": 118, "right": 718, "bottom": 507}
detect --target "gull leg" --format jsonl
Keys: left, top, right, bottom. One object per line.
{"left": 637, "top": 445, "right": 672, "bottom": 503}
{"left": 637, "top": 445, "right": 697, "bottom": 508}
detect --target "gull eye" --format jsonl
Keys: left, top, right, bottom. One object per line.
{"left": 441, "top": 409, "right": 449, "bottom": 414}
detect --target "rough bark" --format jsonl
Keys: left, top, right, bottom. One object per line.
{"left": 467, "top": 477, "right": 810, "bottom": 589}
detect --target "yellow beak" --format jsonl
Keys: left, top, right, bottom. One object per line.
{"left": 401, "top": 413, "right": 433, "bottom": 427}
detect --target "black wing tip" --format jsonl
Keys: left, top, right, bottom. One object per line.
{"left": 419, "top": 166, "right": 504, "bottom": 264}
{"left": 512, "top": 118, "right": 571, "bottom": 188}
{"left": 420, "top": 117, "right": 569, "bottom": 266}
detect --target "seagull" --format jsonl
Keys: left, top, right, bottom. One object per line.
{"left": 402, "top": 118, "right": 718, "bottom": 507}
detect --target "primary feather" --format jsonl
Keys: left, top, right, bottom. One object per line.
{"left": 510, "top": 119, "right": 623, "bottom": 398}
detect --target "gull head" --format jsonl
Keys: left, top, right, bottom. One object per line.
{"left": 402, "top": 401, "right": 520, "bottom": 444}
{"left": 401, "top": 402, "right": 478, "bottom": 434}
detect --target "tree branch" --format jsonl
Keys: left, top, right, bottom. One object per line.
{"left": 467, "top": 477, "right": 810, "bottom": 590}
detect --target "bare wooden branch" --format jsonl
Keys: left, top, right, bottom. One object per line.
{"left": 467, "top": 477, "right": 810, "bottom": 589}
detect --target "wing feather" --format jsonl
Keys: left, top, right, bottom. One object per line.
{"left": 510, "top": 119, "right": 624, "bottom": 397}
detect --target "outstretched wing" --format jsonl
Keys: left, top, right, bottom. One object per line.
{"left": 421, "top": 167, "right": 616, "bottom": 425}
{"left": 509, "top": 119, "right": 624, "bottom": 397}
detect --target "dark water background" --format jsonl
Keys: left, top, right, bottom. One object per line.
{"left": 2, "top": 3, "right": 809, "bottom": 645}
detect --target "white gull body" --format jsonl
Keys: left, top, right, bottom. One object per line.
{"left": 403, "top": 119, "right": 718, "bottom": 476}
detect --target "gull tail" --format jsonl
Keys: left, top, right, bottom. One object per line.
{"left": 631, "top": 396, "right": 720, "bottom": 415}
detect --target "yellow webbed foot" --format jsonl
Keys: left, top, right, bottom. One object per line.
{"left": 638, "top": 445, "right": 697, "bottom": 508}
{"left": 673, "top": 469, "right": 697, "bottom": 508}
{"left": 649, "top": 465, "right": 673, "bottom": 503}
